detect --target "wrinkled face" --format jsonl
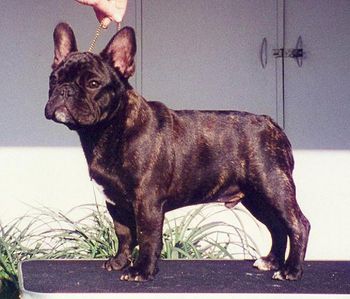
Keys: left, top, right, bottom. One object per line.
{"left": 45, "top": 52, "right": 124, "bottom": 130}
{"left": 45, "top": 23, "right": 136, "bottom": 130}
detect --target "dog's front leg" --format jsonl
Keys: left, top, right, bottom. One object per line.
{"left": 104, "top": 203, "right": 137, "bottom": 272}
{"left": 121, "top": 200, "right": 164, "bottom": 282}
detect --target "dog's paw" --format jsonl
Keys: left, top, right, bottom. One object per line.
{"left": 103, "top": 254, "right": 130, "bottom": 271}
{"left": 272, "top": 267, "right": 303, "bottom": 281}
{"left": 120, "top": 266, "right": 154, "bottom": 282}
{"left": 253, "top": 256, "right": 280, "bottom": 271}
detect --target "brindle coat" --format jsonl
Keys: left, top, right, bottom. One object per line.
{"left": 45, "top": 23, "right": 310, "bottom": 282}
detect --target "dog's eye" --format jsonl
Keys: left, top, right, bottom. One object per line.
{"left": 87, "top": 80, "right": 101, "bottom": 89}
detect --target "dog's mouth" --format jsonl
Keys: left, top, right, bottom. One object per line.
{"left": 45, "top": 102, "right": 78, "bottom": 130}
{"left": 53, "top": 106, "right": 70, "bottom": 123}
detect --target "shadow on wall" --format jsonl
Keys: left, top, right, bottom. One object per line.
{"left": 1, "top": 1, "right": 349, "bottom": 150}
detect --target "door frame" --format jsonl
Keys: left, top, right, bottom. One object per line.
{"left": 276, "top": 0, "right": 285, "bottom": 128}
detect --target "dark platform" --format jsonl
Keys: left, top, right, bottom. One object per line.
{"left": 19, "top": 259, "right": 350, "bottom": 294}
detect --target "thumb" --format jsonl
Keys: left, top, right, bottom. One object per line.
{"left": 113, "top": 0, "right": 128, "bottom": 22}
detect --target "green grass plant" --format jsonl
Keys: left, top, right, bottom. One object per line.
{"left": 162, "top": 204, "right": 259, "bottom": 260}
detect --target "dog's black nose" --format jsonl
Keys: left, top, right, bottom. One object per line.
{"left": 59, "top": 86, "right": 75, "bottom": 97}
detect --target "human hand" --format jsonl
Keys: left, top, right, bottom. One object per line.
{"left": 75, "top": 0, "right": 128, "bottom": 28}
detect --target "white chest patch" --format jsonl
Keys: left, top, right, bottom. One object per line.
{"left": 91, "top": 179, "right": 116, "bottom": 206}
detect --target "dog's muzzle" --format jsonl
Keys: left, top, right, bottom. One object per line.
{"left": 45, "top": 85, "right": 76, "bottom": 126}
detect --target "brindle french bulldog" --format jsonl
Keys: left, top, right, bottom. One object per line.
{"left": 45, "top": 23, "right": 310, "bottom": 282}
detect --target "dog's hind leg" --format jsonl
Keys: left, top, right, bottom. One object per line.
{"left": 242, "top": 196, "right": 287, "bottom": 271}
{"left": 271, "top": 196, "right": 311, "bottom": 281}
{"left": 244, "top": 173, "right": 310, "bottom": 280}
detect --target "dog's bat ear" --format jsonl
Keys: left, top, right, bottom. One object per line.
{"left": 100, "top": 27, "right": 136, "bottom": 79}
{"left": 52, "top": 23, "right": 78, "bottom": 69}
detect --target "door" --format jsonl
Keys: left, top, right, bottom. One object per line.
{"left": 140, "top": 0, "right": 280, "bottom": 120}
{"left": 282, "top": 0, "right": 350, "bottom": 260}
{"left": 283, "top": 0, "right": 350, "bottom": 149}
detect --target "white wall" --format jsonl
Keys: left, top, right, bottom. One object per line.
{"left": 1, "top": 147, "right": 349, "bottom": 261}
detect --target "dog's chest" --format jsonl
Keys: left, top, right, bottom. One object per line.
{"left": 88, "top": 156, "right": 131, "bottom": 202}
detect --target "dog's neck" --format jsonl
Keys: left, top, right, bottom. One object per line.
{"left": 77, "top": 89, "right": 151, "bottom": 167}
